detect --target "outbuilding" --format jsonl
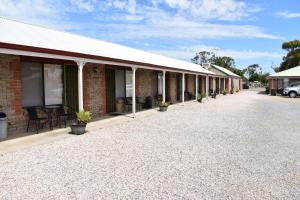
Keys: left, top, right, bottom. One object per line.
{"left": 267, "top": 66, "right": 300, "bottom": 95}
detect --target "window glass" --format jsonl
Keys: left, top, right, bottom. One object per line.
{"left": 21, "top": 62, "right": 43, "bottom": 107}
{"left": 158, "top": 73, "right": 163, "bottom": 95}
{"left": 125, "top": 70, "right": 132, "bottom": 97}
{"left": 44, "top": 64, "right": 63, "bottom": 105}
{"left": 115, "top": 70, "right": 125, "bottom": 98}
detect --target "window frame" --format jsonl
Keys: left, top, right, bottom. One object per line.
{"left": 21, "top": 62, "right": 64, "bottom": 108}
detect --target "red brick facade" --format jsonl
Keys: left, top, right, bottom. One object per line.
{"left": 0, "top": 54, "right": 26, "bottom": 134}
{"left": 167, "top": 72, "right": 177, "bottom": 103}
{"left": 99, "top": 65, "right": 106, "bottom": 114}
{"left": 186, "top": 74, "right": 195, "bottom": 95}
{"left": 0, "top": 53, "right": 202, "bottom": 136}
{"left": 136, "top": 69, "right": 154, "bottom": 98}
{"left": 83, "top": 65, "right": 90, "bottom": 111}
{"left": 83, "top": 63, "right": 106, "bottom": 117}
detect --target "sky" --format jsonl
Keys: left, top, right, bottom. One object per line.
{"left": 0, "top": 0, "right": 299, "bottom": 73}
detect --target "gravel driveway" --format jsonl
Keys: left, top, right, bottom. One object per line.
{"left": 0, "top": 90, "right": 299, "bottom": 199}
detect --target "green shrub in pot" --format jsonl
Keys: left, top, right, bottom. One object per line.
{"left": 70, "top": 110, "right": 92, "bottom": 135}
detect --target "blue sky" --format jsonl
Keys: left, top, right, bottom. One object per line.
{"left": 0, "top": 0, "right": 299, "bottom": 72}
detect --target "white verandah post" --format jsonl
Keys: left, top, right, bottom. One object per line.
{"left": 223, "top": 78, "right": 226, "bottom": 92}
{"left": 218, "top": 78, "right": 221, "bottom": 93}
{"left": 162, "top": 70, "right": 166, "bottom": 102}
{"left": 132, "top": 67, "right": 137, "bottom": 118}
{"left": 76, "top": 60, "right": 86, "bottom": 111}
{"left": 195, "top": 74, "right": 198, "bottom": 100}
{"left": 229, "top": 78, "right": 232, "bottom": 93}
{"left": 182, "top": 73, "right": 185, "bottom": 103}
{"left": 206, "top": 75, "right": 209, "bottom": 100}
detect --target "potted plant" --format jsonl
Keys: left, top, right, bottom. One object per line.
{"left": 197, "top": 93, "right": 203, "bottom": 103}
{"left": 70, "top": 110, "right": 92, "bottom": 135}
{"left": 223, "top": 90, "right": 227, "bottom": 95}
{"left": 159, "top": 101, "right": 169, "bottom": 112}
{"left": 230, "top": 89, "right": 234, "bottom": 94}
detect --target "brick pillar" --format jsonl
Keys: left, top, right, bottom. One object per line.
{"left": 99, "top": 65, "right": 106, "bottom": 114}
{"left": 10, "top": 58, "right": 22, "bottom": 116}
{"left": 136, "top": 69, "right": 141, "bottom": 97}
{"left": 83, "top": 65, "right": 90, "bottom": 111}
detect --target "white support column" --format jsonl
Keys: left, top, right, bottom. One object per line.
{"left": 229, "top": 78, "right": 232, "bottom": 93}
{"left": 182, "top": 73, "right": 185, "bottom": 103}
{"left": 195, "top": 74, "right": 198, "bottom": 100}
{"left": 218, "top": 78, "right": 221, "bottom": 93}
{"left": 162, "top": 70, "right": 166, "bottom": 102}
{"left": 206, "top": 75, "right": 209, "bottom": 100}
{"left": 223, "top": 78, "right": 226, "bottom": 92}
{"left": 76, "top": 60, "right": 86, "bottom": 111}
{"left": 213, "top": 77, "right": 216, "bottom": 92}
{"left": 132, "top": 67, "right": 137, "bottom": 118}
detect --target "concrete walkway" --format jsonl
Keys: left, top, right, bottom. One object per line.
{"left": 0, "top": 90, "right": 299, "bottom": 199}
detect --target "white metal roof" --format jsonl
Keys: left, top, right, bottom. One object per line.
{"left": 0, "top": 18, "right": 214, "bottom": 75}
{"left": 211, "top": 64, "right": 241, "bottom": 78}
{"left": 268, "top": 66, "right": 300, "bottom": 78}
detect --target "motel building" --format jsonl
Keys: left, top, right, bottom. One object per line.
{"left": 267, "top": 65, "right": 300, "bottom": 95}
{"left": 0, "top": 18, "right": 242, "bottom": 138}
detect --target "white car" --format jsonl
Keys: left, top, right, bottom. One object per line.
{"left": 283, "top": 82, "right": 300, "bottom": 98}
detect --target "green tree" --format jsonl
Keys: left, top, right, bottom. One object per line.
{"left": 245, "top": 64, "right": 259, "bottom": 78}
{"left": 191, "top": 51, "right": 245, "bottom": 78}
{"left": 191, "top": 51, "right": 213, "bottom": 65}
{"left": 209, "top": 55, "right": 235, "bottom": 70}
{"left": 279, "top": 39, "right": 300, "bottom": 71}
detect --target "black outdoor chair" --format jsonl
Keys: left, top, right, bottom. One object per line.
{"left": 26, "top": 107, "right": 49, "bottom": 134}
{"left": 56, "top": 106, "right": 75, "bottom": 128}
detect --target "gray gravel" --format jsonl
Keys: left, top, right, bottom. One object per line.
{"left": 0, "top": 90, "right": 299, "bottom": 199}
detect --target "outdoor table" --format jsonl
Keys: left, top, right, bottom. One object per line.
{"left": 43, "top": 105, "right": 61, "bottom": 130}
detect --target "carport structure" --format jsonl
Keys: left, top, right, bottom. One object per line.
{"left": 267, "top": 66, "right": 300, "bottom": 94}
{"left": 0, "top": 18, "right": 218, "bottom": 136}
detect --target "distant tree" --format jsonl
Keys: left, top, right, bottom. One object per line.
{"left": 191, "top": 51, "right": 213, "bottom": 65}
{"left": 209, "top": 55, "right": 235, "bottom": 70}
{"left": 249, "top": 72, "right": 269, "bottom": 84}
{"left": 191, "top": 51, "right": 245, "bottom": 78}
{"left": 279, "top": 39, "right": 300, "bottom": 71}
{"left": 245, "top": 64, "right": 259, "bottom": 78}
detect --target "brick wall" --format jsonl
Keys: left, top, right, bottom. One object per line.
{"left": 168, "top": 72, "right": 177, "bottom": 103}
{"left": 0, "top": 54, "right": 26, "bottom": 134}
{"left": 186, "top": 74, "right": 195, "bottom": 94}
{"left": 136, "top": 69, "right": 154, "bottom": 98}
{"left": 0, "top": 54, "right": 108, "bottom": 136}
{"left": 83, "top": 64, "right": 106, "bottom": 117}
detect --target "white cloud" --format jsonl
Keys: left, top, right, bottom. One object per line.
{"left": 0, "top": 0, "right": 278, "bottom": 40}
{"left": 0, "top": 0, "right": 68, "bottom": 28}
{"left": 70, "top": 0, "right": 95, "bottom": 12}
{"left": 96, "top": 12, "right": 280, "bottom": 40}
{"left": 154, "top": 0, "right": 260, "bottom": 21}
{"left": 277, "top": 11, "right": 300, "bottom": 19}
{"left": 106, "top": 0, "right": 137, "bottom": 14}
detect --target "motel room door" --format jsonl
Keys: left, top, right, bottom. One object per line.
{"left": 176, "top": 74, "right": 182, "bottom": 101}
{"left": 64, "top": 65, "right": 79, "bottom": 112}
{"left": 105, "top": 68, "right": 116, "bottom": 113}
